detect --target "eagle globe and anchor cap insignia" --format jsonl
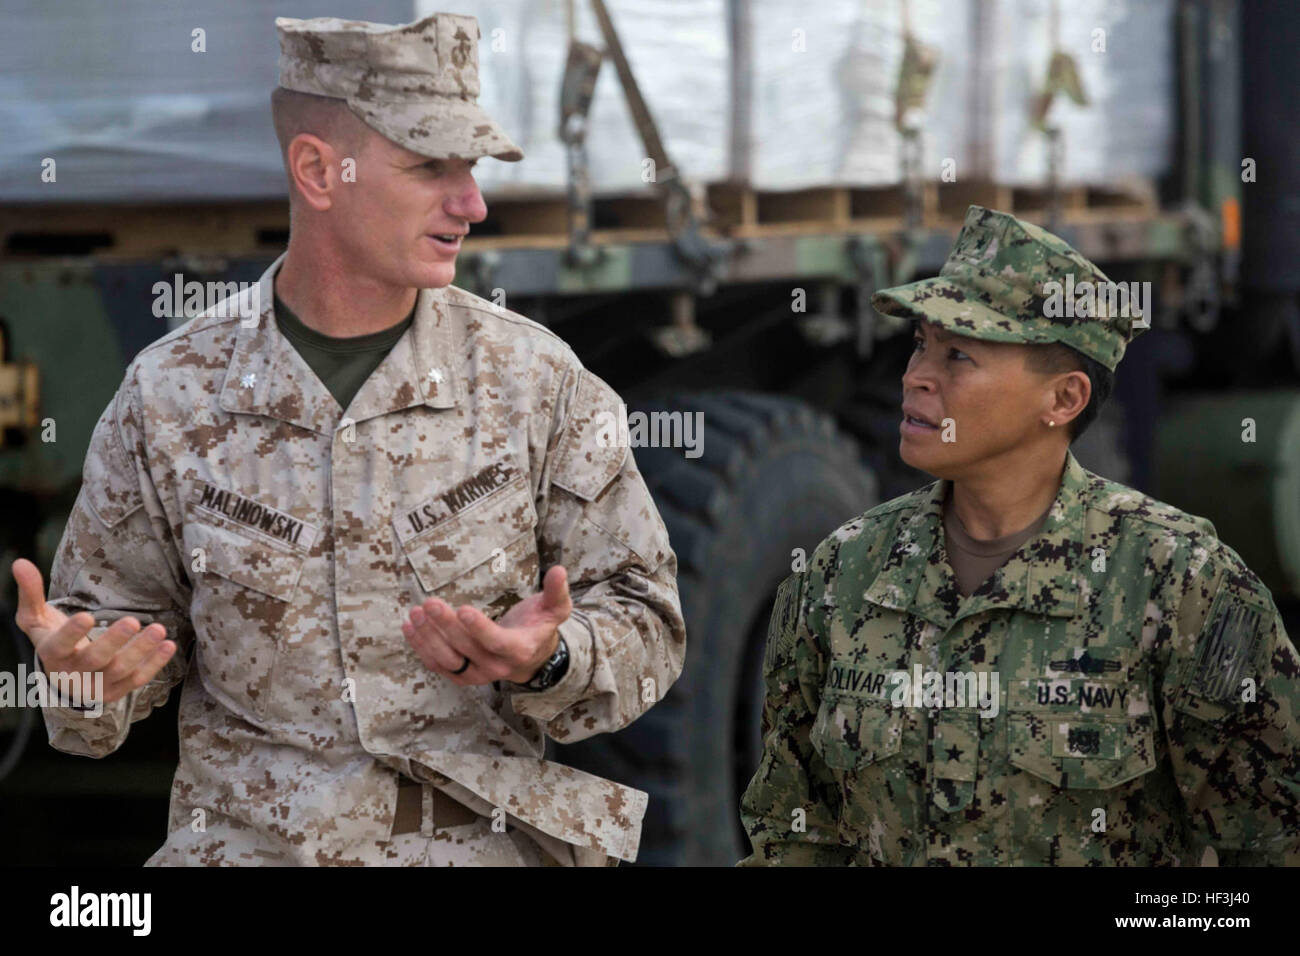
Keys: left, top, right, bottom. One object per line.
{"left": 274, "top": 12, "right": 525, "bottom": 163}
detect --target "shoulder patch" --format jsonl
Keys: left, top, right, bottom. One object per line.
{"left": 551, "top": 368, "right": 627, "bottom": 502}
{"left": 1185, "top": 585, "right": 1270, "bottom": 705}
{"left": 764, "top": 571, "right": 806, "bottom": 671}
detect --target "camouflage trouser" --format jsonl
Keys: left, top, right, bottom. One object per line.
{"left": 375, "top": 820, "right": 568, "bottom": 867}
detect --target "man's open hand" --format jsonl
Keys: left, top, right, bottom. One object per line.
{"left": 402, "top": 564, "right": 573, "bottom": 686}
{"left": 11, "top": 558, "right": 177, "bottom": 706}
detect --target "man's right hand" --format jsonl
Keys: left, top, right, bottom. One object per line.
{"left": 12, "top": 558, "right": 176, "bottom": 706}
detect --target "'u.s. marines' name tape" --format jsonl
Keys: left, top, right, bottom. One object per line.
{"left": 402, "top": 461, "right": 517, "bottom": 540}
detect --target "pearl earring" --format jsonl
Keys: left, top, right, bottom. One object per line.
{"left": 1048, "top": 420, "right": 1056, "bottom": 427}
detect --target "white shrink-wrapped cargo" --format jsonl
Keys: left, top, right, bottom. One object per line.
{"left": 917, "top": 2, "right": 975, "bottom": 190}
{"left": 437, "top": 0, "right": 730, "bottom": 195}
{"left": 971, "top": 0, "right": 1175, "bottom": 186}
{"left": 0, "top": 0, "right": 416, "bottom": 202}
{"left": 739, "top": 0, "right": 971, "bottom": 191}
{"left": 0, "top": 0, "right": 1174, "bottom": 204}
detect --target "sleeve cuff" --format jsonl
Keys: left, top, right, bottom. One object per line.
{"left": 33, "top": 645, "right": 101, "bottom": 714}
{"left": 36, "top": 646, "right": 135, "bottom": 756}
{"left": 509, "top": 613, "right": 596, "bottom": 722}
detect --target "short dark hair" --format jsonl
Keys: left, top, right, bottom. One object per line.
{"left": 1023, "top": 343, "right": 1114, "bottom": 441}
{"left": 270, "top": 87, "right": 369, "bottom": 199}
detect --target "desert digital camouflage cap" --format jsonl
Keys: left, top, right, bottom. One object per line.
{"left": 872, "top": 205, "right": 1147, "bottom": 370}
{"left": 276, "top": 13, "right": 523, "bottom": 163}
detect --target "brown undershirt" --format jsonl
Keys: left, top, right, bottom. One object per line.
{"left": 942, "top": 491, "right": 1054, "bottom": 597}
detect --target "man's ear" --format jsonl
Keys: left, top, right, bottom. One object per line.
{"left": 287, "top": 133, "right": 336, "bottom": 212}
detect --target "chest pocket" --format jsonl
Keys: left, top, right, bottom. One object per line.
{"left": 185, "top": 504, "right": 307, "bottom": 600}
{"left": 810, "top": 693, "right": 903, "bottom": 771}
{"left": 1006, "top": 644, "right": 1156, "bottom": 789}
{"left": 184, "top": 503, "right": 308, "bottom": 720}
{"left": 1008, "top": 713, "right": 1156, "bottom": 789}
{"left": 393, "top": 475, "right": 540, "bottom": 612}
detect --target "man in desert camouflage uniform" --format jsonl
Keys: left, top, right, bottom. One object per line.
{"left": 13, "top": 13, "right": 685, "bottom": 866}
{"left": 740, "top": 205, "right": 1300, "bottom": 865}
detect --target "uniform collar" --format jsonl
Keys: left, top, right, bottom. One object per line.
{"left": 865, "top": 451, "right": 1089, "bottom": 630}
{"left": 219, "top": 252, "right": 462, "bottom": 435}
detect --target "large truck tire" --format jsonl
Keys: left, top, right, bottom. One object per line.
{"left": 555, "top": 392, "right": 878, "bottom": 866}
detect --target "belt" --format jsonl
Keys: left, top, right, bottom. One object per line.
{"left": 392, "top": 778, "right": 481, "bottom": 835}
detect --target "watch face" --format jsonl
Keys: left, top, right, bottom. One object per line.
{"left": 528, "top": 637, "right": 568, "bottom": 690}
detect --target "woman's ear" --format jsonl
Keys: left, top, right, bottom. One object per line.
{"left": 1049, "top": 369, "right": 1091, "bottom": 429}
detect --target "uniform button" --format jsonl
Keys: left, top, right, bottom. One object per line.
{"left": 427, "top": 367, "right": 444, "bottom": 384}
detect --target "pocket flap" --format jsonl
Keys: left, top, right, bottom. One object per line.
{"left": 395, "top": 477, "right": 537, "bottom": 594}
{"left": 1008, "top": 713, "right": 1156, "bottom": 789}
{"left": 810, "top": 694, "right": 902, "bottom": 771}
{"left": 186, "top": 512, "right": 305, "bottom": 602}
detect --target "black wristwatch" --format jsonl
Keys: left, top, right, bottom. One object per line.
{"left": 520, "top": 635, "right": 569, "bottom": 691}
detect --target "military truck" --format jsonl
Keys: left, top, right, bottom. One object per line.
{"left": 2, "top": 0, "right": 1297, "bottom": 866}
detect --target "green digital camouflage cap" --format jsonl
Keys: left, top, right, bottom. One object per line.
{"left": 276, "top": 13, "right": 524, "bottom": 162}
{"left": 872, "top": 205, "right": 1147, "bottom": 370}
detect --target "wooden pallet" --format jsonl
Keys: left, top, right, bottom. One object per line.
{"left": 412, "top": 189, "right": 676, "bottom": 250}
{"left": 707, "top": 178, "right": 1159, "bottom": 235}
{"left": 930, "top": 178, "right": 1159, "bottom": 225}
{"left": 707, "top": 183, "right": 914, "bottom": 237}
{"left": 491, "top": 177, "right": 1161, "bottom": 244}
{"left": 0, "top": 177, "right": 1161, "bottom": 258}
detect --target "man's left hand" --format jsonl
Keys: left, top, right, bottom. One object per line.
{"left": 402, "top": 564, "right": 573, "bottom": 686}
